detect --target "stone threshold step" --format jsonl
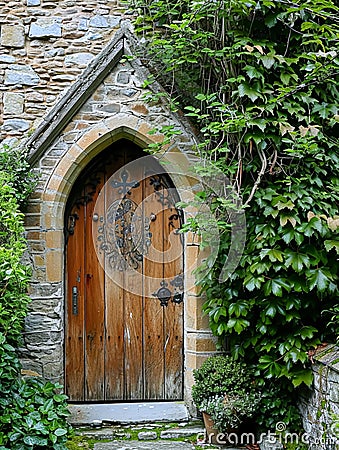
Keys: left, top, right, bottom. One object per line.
{"left": 68, "top": 401, "right": 189, "bottom": 426}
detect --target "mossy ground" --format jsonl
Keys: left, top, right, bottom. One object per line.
{"left": 66, "top": 422, "right": 310, "bottom": 449}
{"left": 66, "top": 421, "right": 209, "bottom": 449}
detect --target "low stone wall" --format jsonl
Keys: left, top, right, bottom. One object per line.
{"left": 299, "top": 344, "right": 339, "bottom": 449}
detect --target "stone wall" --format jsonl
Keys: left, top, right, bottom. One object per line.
{"left": 299, "top": 345, "right": 339, "bottom": 449}
{"left": 0, "top": 0, "right": 128, "bottom": 144}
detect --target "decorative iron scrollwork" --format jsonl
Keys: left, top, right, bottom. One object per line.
{"left": 172, "top": 292, "right": 184, "bottom": 304}
{"left": 98, "top": 198, "right": 152, "bottom": 271}
{"left": 149, "top": 175, "right": 177, "bottom": 208}
{"left": 97, "top": 168, "right": 152, "bottom": 271}
{"left": 111, "top": 168, "right": 140, "bottom": 195}
{"left": 65, "top": 166, "right": 104, "bottom": 241}
{"left": 149, "top": 175, "right": 183, "bottom": 241}
{"left": 153, "top": 275, "right": 184, "bottom": 307}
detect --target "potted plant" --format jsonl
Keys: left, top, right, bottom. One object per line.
{"left": 192, "top": 354, "right": 260, "bottom": 444}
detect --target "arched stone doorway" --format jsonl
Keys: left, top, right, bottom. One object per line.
{"left": 23, "top": 27, "right": 219, "bottom": 412}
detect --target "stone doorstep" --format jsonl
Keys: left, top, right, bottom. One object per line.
{"left": 68, "top": 402, "right": 189, "bottom": 426}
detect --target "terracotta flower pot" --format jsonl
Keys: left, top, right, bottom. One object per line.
{"left": 202, "top": 412, "right": 240, "bottom": 446}
{"left": 202, "top": 412, "right": 220, "bottom": 444}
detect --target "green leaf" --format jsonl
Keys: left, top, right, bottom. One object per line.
{"left": 238, "top": 83, "right": 261, "bottom": 101}
{"left": 50, "top": 433, "right": 58, "bottom": 444}
{"left": 307, "top": 268, "right": 331, "bottom": 292}
{"left": 324, "top": 240, "right": 339, "bottom": 253}
{"left": 264, "top": 278, "right": 290, "bottom": 297}
{"left": 258, "top": 355, "right": 283, "bottom": 377}
{"left": 285, "top": 251, "right": 310, "bottom": 272}
{"left": 292, "top": 369, "right": 313, "bottom": 387}
{"left": 39, "top": 398, "right": 54, "bottom": 414}
{"left": 280, "top": 72, "right": 291, "bottom": 85}
{"left": 229, "top": 301, "right": 248, "bottom": 318}
{"left": 312, "top": 102, "right": 337, "bottom": 119}
{"left": 54, "top": 428, "right": 68, "bottom": 437}
{"left": 244, "top": 274, "right": 264, "bottom": 291}
{"left": 210, "top": 306, "right": 227, "bottom": 322}
{"left": 288, "top": 350, "right": 299, "bottom": 363}
{"left": 25, "top": 415, "right": 34, "bottom": 428}
{"left": 281, "top": 229, "right": 294, "bottom": 244}
{"left": 300, "top": 326, "right": 317, "bottom": 340}
{"left": 234, "top": 319, "right": 250, "bottom": 334}
{"left": 260, "top": 55, "right": 275, "bottom": 69}
{"left": 268, "top": 248, "right": 284, "bottom": 262}
{"left": 247, "top": 118, "right": 267, "bottom": 131}
{"left": 266, "top": 305, "right": 276, "bottom": 317}
{"left": 9, "top": 432, "right": 22, "bottom": 442}
{"left": 196, "top": 93, "right": 207, "bottom": 101}
{"left": 272, "top": 198, "right": 295, "bottom": 210}
{"left": 33, "top": 421, "right": 48, "bottom": 434}
{"left": 244, "top": 65, "right": 264, "bottom": 80}
{"left": 258, "top": 324, "right": 267, "bottom": 334}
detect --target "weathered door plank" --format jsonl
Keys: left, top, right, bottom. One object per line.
{"left": 65, "top": 202, "right": 85, "bottom": 401}
{"left": 84, "top": 176, "right": 105, "bottom": 401}
{"left": 143, "top": 179, "right": 166, "bottom": 399}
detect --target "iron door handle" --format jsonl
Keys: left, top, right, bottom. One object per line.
{"left": 72, "top": 286, "right": 78, "bottom": 315}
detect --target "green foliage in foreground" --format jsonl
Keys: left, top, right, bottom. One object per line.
{"left": 0, "top": 172, "right": 31, "bottom": 346}
{"left": 0, "top": 335, "right": 70, "bottom": 449}
{"left": 0, "top": 147, "right": 71, "bottom": 449}
{"left": 0, "top": 146, "right": 37, "bottom": 207}
{"left": 129, "top": 0, "right": 339, "bottom": 430}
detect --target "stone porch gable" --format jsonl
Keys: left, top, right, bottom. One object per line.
{"left": 20, "top": 21, "right": 218, "bottom": 413}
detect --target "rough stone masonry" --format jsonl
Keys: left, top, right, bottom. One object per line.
{"left": 0, "top": 0, "right": 127, "bottom": 144}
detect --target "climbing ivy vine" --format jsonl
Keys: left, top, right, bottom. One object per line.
{"left": 128, "top": 0, "right": 339, "bottom": 429}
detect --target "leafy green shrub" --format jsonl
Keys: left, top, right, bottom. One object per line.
{"left": 0, "top": 333, "right": 21, "bottom": 395}
{"left": 255, "top": 381, "right": 302, "bottom": 431}
{"left": 192, "top": 355, "right": 260, "bottom": 430}
{"left": 0, "top": 172, "right": 31, "bottom": 345}
{"left": 192, "top": 355, "right": 258, "bottom": 407}
{"left": 0, "top": 147, "right": 71, "bottom": 449}
{"left": 0, "top": 145, "right": 37, "bottom": 207}
{"left": 322, "top": 305, "right": 339, "bottom": 341}
{"left": 0, "top": 333, "right": 72, "bottom": 449}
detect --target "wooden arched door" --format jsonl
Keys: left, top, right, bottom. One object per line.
{"left": 64, "top": 141, "right": 184, "bottom": 402}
